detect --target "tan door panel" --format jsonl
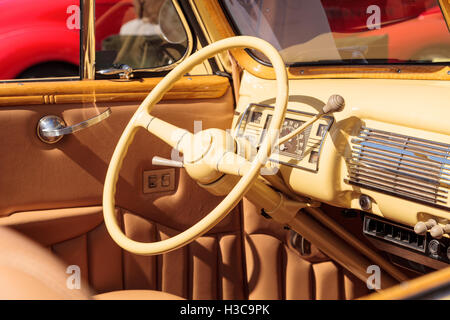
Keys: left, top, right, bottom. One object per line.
{"left": 0, "top": 86, "right": 239, "bottom": 232}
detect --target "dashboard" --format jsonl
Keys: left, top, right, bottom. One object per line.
{"left": 232, "top": 71, "right": 450, "bottom": 270}
{"left": 235, "top": 103, "right": 333, "bottom": 172}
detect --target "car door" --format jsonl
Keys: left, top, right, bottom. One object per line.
{"left": 0, "top": 0, "right": 244, "bottom": 298}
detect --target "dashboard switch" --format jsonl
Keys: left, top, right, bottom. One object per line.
{"left": 428, "top": 240, "right": 441, "bottom": 257}
{"left": 359, "top": 195, "right": 372, "bottom": 211}
{"left": 444, "top": 224, "right": 450, "bottom": 234}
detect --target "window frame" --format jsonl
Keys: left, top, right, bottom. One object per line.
{"left": 88, "top": 0, "right": 195, "bottom": 80}
{"left": 0, "top": 0, "right": 195, "bottom": 83}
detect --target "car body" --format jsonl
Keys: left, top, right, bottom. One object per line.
{"left": 0, "top": 0, "right": 133, "bottom": 79}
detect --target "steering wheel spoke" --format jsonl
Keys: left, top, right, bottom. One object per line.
{"left": 143, "top": 113, "right": 193, "bottom": 151}
{"left": 216, "top": 152, "right": 252, "bottom": 176}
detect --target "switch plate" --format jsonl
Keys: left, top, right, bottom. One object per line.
{"left": 143, "top": 168, "right": 175, "bottom": 194}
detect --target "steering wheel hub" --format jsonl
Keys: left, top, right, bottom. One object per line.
{"left": 182, "top": 131, "right": 213, "bottom": 164}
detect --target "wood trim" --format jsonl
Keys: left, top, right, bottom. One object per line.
{"left": 197, "top": 0, "right": 450, "bottom": 81}
{"left": 288, "top": 65, "right": 450, "bottom": 80}
{"left": 0, "top": 75, "right": 230, "bottom": 107}
{"left": 362, "top": 266, "right": 450, "bottom": 300}
{"left": 440, "top": 0, "right": 450, "bottom": 31}
{"left": 81, "top": 0, "right": 95, "bottom": 80}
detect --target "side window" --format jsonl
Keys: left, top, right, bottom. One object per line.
{"left": 0, "top": 0, "right": 81, "bottom": 81}
{"left": 95, "top": 0, "right": 189, "bottom": 77}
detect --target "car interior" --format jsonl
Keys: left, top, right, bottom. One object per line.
{"left": 0, "top": 0, "right": 449, "bottom": 300}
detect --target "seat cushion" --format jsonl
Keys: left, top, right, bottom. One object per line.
{"left": 94, "top": 290, "right": 185, "bottom": 300}
{"left": 0, "top": 227, "right": 91, "bottom": 300}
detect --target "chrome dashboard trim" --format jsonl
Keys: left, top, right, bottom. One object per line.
{"left": 235, "top": 103, "right": 334, "bottom": 172}
{"left": 347, "top": 126, "right": 450, "bottom": 211}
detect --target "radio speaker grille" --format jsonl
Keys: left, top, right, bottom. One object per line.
{"left": 347, "top": 127, "right": 450, "bottom": 210}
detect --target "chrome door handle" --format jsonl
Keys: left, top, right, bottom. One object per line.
{"left": 37, "top": 108, "right": 112, "bottom": 144}
{"left": 97, "top": 64, "right": 134, "bottom": 80}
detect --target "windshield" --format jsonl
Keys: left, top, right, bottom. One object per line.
{"left": 221, "top": 0, "right": 450, "bottom": 65}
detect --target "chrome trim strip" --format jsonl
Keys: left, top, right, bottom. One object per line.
{"left": 352, "top": 145, "right": 446, "bottom": 169}
{"left": 349, "top": 157, "right": 450, "bottom": 185}
{"left": 347, "top": 126, "right": 450, "bottom": 210}
{"left": 361, "top": 126, "right": 450, "bottom": 149}
{"left": 348, "top": 169, "right": 447, "bottom": 200}
{"left": 348, "top": 164, "right": 448, "bottom": 193}
{"left": 351, "top": 151, "right": 449, "bottom": 177}
{"left": 353, "top": 136, "right": 450, "bottom": 159}
{"left": 348, "top": 179, "right": 450, "bottom": 211}
{"left": 359, "top": 131, "right": 450, "bottom": 154}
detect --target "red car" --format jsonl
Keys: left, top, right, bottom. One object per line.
{"left": 0, "top": 0, "right": 132, "bottom": 79}
{"left": 322, "top": 1, "right": 450, "bottom": 62}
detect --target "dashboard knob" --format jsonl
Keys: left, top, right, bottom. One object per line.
{"left": 430, "top": 225, "right": 444, "bottom": 239}
{"left": 414, "top": 222, "right": 427, "bottom": 235}
{"left": 428, "top": 240, "right": 441, "bottom": 256}
{"left": 323, "top": 94, "right": 345, "bottom": 114}
{"left": 444, "top": 224, "right": 450, "bottom": 234}
{"left": 414, "top": 219, "right": 437, "bottom": 235}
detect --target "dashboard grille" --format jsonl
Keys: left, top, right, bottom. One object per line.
{"left": 348, "top": 127, "right": 450, "bottom": 210}
{"left": 363, "top": 215, "right": 426, "bottom": 252}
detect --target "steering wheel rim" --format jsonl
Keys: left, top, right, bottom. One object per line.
{"left": 103, "top": 36, "right": 288, "bottom": 256}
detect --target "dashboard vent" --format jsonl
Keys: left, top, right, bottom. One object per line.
{"left": 363, "top": 215, "right": 426, "bottom": 253}
{"left": 348, "top": 127, "right": 450, "bottom": 210}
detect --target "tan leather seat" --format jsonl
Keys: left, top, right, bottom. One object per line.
{"left": 0, "top": 227, "right": 183, "bottom": 300}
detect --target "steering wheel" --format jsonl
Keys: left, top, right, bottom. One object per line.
{"left": 103, "top": 36, "right": 288, "bottom": 255}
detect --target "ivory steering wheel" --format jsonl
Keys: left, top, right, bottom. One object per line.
{"left": 103, "top": 36, "right": 288, "bottom": 255}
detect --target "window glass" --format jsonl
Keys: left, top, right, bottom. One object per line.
{"left": 95, "top": 0, "right": 188, "bottom": 75}
{"left": 0, "top": 0, "right": 80, "bottom": 80}
{"left": 222, "top": 0, "right": 450, "bottom": 65}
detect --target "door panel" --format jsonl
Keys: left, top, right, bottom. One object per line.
{"left": 0, "top": 77, "right": 247, "bottom": 297}
{"left": 0, "top": 84, "right": 235, "bottom": 231}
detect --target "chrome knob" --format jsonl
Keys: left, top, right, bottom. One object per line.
{"left": 36, "top": 115, "right": 67, "bottom": 144}
{"left": 428, "top": 240, "right": 441, "bottom": 256}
